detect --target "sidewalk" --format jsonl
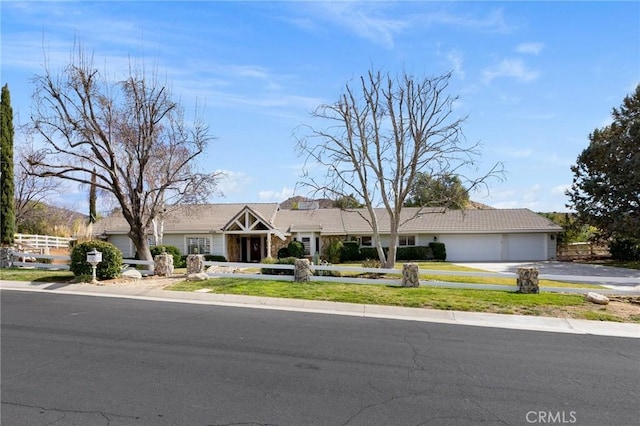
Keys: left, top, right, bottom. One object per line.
{"left": 1, "top": 279, "right": 638, "bottom": 339}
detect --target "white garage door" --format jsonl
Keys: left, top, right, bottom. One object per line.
{"left": 441, "top": 235, "right": 502, "bottom": 262}
{"left": 504, "top": 234, "right": 546, "bottom": 261}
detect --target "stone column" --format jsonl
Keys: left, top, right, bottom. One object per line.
{"left": 517, "top": 267, "right": 539, "bottom": 294}
{"left": 154, "top": 253, "right": 174, "bottom": 277}
{"left": 0, "top": 247, "right": 12, "bottom": 268}
{"left": 187, "top": 254, "right": 205, "bottom": 274}
{"left": 294, "top": 258, "right": 313, "bottom": 282}
{"left": 402, "top": 263, "right": 420, "bottom": 287}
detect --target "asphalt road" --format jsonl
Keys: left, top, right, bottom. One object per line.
{"left": 1, "top": 291, "right": 638, "bottom": 426}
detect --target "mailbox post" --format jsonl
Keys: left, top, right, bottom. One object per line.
{"left": 86, "top": 249, "right": 103, "bottom": 285}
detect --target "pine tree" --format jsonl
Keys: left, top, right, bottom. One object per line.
{"left": 1, "top": 83, "right": 16, "bottom": 246}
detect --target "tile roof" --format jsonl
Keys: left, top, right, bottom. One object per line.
{"left": 94, "top": 204, "right": 562, "bottom": 236}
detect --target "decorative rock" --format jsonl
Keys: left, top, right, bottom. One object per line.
{"left": 0, "top": 247, "right": 12, "bottom": 268}
{"left": 401, "top": 263, "right": 420, "bottom": 287}
{"left": 517, "top": 267, "right": 539, "bottom": 294}
{"left": 585, "top": 292, "right": 610, "bottom": 305}
{"left": 154, "top": 253, "right": 174, "bottom": 277}
{"left": 187, "top": 272, "right": 210, "bottom": 281}
{"left": 294, "top": 258, "right": 313, "bottom": 282}
{"left": 187, "top": 254, "right": 205, "bottom": 274}
{"left": 122, "top": 269, "right": 143, "bottom": 280}
{"left": 207, "top": 265, "right": 239, "bottom": 274}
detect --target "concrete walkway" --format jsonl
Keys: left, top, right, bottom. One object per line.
{"left": 1, "top": 278, "right": 638, "bottom": 339}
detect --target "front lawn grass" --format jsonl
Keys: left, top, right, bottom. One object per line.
{"left": 337, "top": 261, "right": 602, "bottom": 289}
{"left": 167, "top": 277, "right": 586, "bottom": 313}
{"left": 0, "top": 268, "right": 74, "bottom": 282}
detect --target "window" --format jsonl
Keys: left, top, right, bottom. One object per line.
{"left": 301, "top": 237, "right": 311, "bottom": 255}
{"left": 187, "top": 237, "right": 211, "bottom": 254}
{"left": 360, "top": 236, "right": 372, "bottom": 247}
{"left": 399, "top": 235, "right": 416, "bottom": 246}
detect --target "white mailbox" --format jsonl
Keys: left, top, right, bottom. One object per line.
{"left": 86, "top": 249, "right": 103, "bottom": 266}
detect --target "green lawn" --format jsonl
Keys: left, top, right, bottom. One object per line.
{"left": 0, "top": 268, "right": 74, "bottom": 282}
{"left": 167, "top": 277, "right": 586, "bottom": 316}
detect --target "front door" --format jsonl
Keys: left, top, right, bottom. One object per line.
{"left": 250, "top": 237, "right": 261, "bottom": 262}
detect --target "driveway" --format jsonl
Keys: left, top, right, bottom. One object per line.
{"left": 454, "top": 261, "right": 640, "bottom": 291}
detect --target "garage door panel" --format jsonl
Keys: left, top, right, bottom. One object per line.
{"left": 505, "top": 234, "right": 545, "bottom": 261}
{"left": 441, "top": 235, "right": 501, "bottom": 262}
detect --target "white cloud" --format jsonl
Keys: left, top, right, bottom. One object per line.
{"left": 482, "top": 58, "right": 540, "bottom": 84}
{"left": 214, "top": 170, "right": 252, "bottom": 197}
{"left": 447, "top": 49, "right": 465, "bottom": 79}
{"left": 258, "top": 187, "right": 295, "bottom": 202}
{"left": 551, "top": 184, "right": 570, "bottom": 196}
{"left": 515, "top": 42, "right": 544, "bottom": 55}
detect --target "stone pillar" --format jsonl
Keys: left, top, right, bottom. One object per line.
{"left": 154, "top": 253, "right": 174, "bottom": 277}
{"left": 517, "top": 267, "right": 539, "bottom": 294}
{"left": 294, "top": 258, "right": 313, "bottom": 282}
{"left": 0, "top": 247, "right": 13, "bottom": 268}
{"left": 402, "top": 263, "right": 420, "bottom": 287}
{"left": 187, "top": 254, "right": 205, "bottom": 274}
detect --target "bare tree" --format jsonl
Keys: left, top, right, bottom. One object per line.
{"left": 296, "top": 69, "right": 502, "bottom": 268}
{"left": 14, "top": 141, "right": 62, "bottom": 231}
{"left": 28, "top": 47, "right": 220, "bottom": 268}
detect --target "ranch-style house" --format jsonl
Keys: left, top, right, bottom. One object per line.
{"left": 93, "top": 203, "right": 563, "bottom": 263}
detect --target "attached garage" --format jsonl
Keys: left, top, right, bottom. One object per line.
{"left": 440, "top": 234, "right": 502, "bottom": 262}
{"left": 441, "top": 233, "right": 550, "bottom": 262}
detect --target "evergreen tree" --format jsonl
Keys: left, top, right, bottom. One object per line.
{"left": 567, "top": 85, "right": 640, "bottom": 241}
{"left": 89, "top": 168, "right": 97, "bottom": 223}
{"left": 1, "top": 83, "right": 16, "bottom": 246}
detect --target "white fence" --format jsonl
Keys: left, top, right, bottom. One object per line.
{"left": 5, "top": 252, "right": 638, "bottom": 294}
{"left": 14, "top": 233, "right": 76, "bottom": 250}
{"left": 7, "top": 249, "right": 154, "bottom": 275}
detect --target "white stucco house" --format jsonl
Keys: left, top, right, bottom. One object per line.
{"left": 93, "top": 203, "right": 562, "bottom": 262}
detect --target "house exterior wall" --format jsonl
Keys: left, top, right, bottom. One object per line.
{"left": 161, "top": 235, "right": 184, "bottom": 253}
{"left": 108, "top": 235, "right": 134, "bottom": 258}
{"left": 106, "top": 230, "right": 558, "bottom": 263}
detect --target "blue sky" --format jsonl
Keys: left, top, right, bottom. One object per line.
{"left": 2, "top": 1, "right": 639, "bottom": 213}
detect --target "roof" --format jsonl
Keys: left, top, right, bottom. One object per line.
{"left": 94, "top": 204, "right": 562, "bottom": 236}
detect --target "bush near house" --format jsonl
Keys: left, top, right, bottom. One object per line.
{"left": 322, "top": 239, "right": 343, "bottom": 264}
{"left": 396, "top": 246, "right": 434, "bottom": 261}
{"left": 277, "top": 247, "right": 290, "bottom": 259}
{"left": 288, "top": 241, "right": 305, "bottom": 259}
{"left": 261, "top": 256, "right": 297, "bottom": 275}
{"left": 340, "top": 241, "right": 361, "bottom": 262}
{"left": 429, "top": 242, "right": 446, "bottom": 261}
{"left": 205, "top": 254, "right": 227, "bottom": 262}
{"left": 70, "top": 241, "right": 122, "bottom": 280}
{"left": 151, "top": 245, "right": 184, "bottom": 268}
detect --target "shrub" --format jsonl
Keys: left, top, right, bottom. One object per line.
{"left": 609, "top": 238, "right": 640, "bottom": 261}
{"left": 261, "top": 256, "right": 297, "bottom": 275}
{"left": 70, "top": 240, "right": 123, "bottom": 280}
{"left": 340, "top": 241, "right": 361, "bottom": 262}
{"left": 429, "top": 242, "right": 446, "bottom": 261}
{"left": 150, "top": 245, "right": 184, "bottom": 268}
{"left": 288, "top": 240, "right": 305, "bottom": 259}
{"left": 204, "top": 254, "right": 227, "bottom": 262}
{"left": 396, "top": 246, "right": 434, "bottom": 261}
{"left": 361, "top": 258, "right": 381, "bottom": 269}
{"left": 360, "top": 247, "right": 388, "bottom": 261}
{"left": 277, "top": 247, "right": 290, "bottom": 259}
{"left": 323, "top": 240, "right": 343, "bottom": 264}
